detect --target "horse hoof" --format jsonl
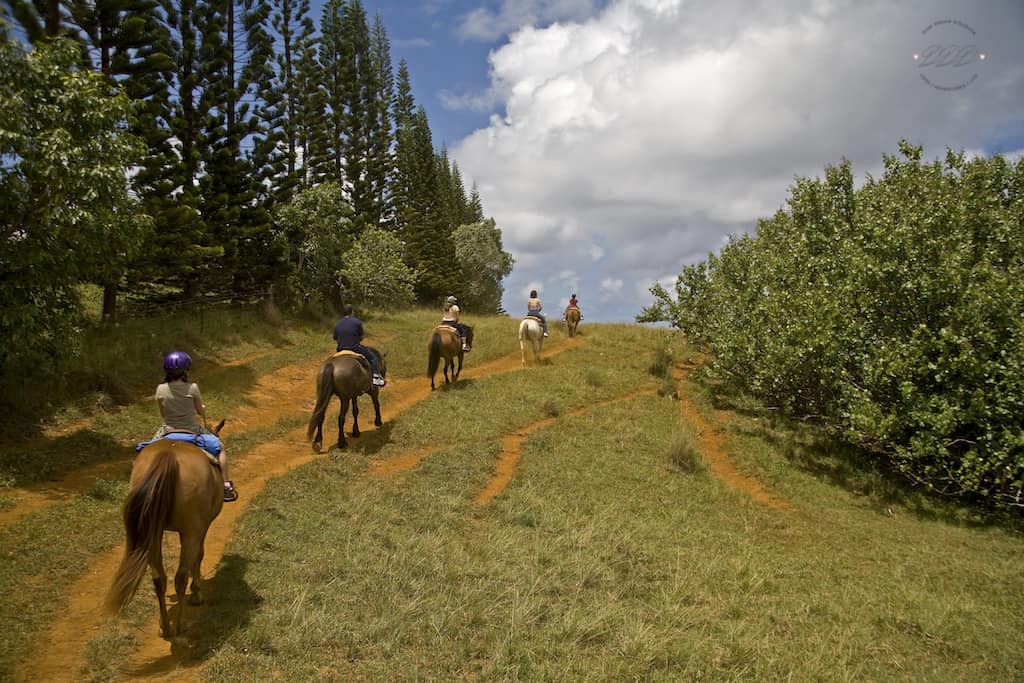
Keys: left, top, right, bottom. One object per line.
{"left": 375, "top": 419, "right": 383, "bottom": 427}
{"left": 337, "top": 442, "right": 346, "bottom": 450}
{"left": 188, "top": 593, "right": 203, "bottom": 606}
{"left": 312, "top": 442, "right": 322, "bottom": 454}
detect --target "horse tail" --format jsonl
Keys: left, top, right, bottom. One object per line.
{"left": 106, "top": 447, "right": 178, "bottom": 614}
{"left": 307, "top": 361, "right": 335, "bottom": 442}
{"left": 427, "top": 332, "right": 442, "bottom": 379}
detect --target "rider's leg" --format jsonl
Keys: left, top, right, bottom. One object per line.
{"left": 219, "top": 451, "right": 238, "bottom": 501}
{"left": 354, "top": 344, "right": 386, "bottom": 385}
{"left": 456, "top": 323, "right": 470, "bottom": 351}
{"left": 541, "top": 313, "right": 548, "bottom": 336}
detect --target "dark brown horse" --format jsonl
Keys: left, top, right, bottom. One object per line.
{"left": 307, "top": 348, "right": 385, "bottom": 451}
{"left": 565, "top": 307, "right": 581, "bottom": 337}
{"left": 427, "top": 324, "right": 474, "bottom": 390}
{"left": 106, "top": 420, "right": 226, "bottom": 638}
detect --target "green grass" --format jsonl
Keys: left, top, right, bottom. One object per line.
{"left": 1, "top": 307, "right": 1022, "bottom": 681}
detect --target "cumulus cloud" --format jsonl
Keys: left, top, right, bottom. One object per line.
{"left": 454, "top": 0, "right": 1024, "bottom": 321}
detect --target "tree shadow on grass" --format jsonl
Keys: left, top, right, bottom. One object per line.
{"left": 726, "top": 413, "right": 1022, "bottom": 531}
{"left": 0, "top": 429, "right": 134, "bottom": 487}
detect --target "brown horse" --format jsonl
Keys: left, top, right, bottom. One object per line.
{"left": 106, "top": 420, "right": 226, "bottom": 638}
{"left": 565, "top": 307, "right": 581, "bottom": 337}
{"left": 427, "top": 324, "right": 474, "bottom": 390}
{"left": 307, "top": 348, "right": 385, "bottom": 451}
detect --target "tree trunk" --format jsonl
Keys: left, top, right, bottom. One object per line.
{"left": 102, "top": 283, "right": 118, "bottom": 322}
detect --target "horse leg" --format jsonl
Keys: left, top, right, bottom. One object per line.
{"left": 520, "top": 337, "right": 526, "bottom": 366}
{"left": 371, "top": 389, "right": 383, "bottom": 427}
{"left": 351, "top": 395, "right": 360, "bottom": 438}
{"left": 337, "top": 398, "right": 348, "bottom": 449}
{"left": 148, "top": 541, "right": 173, "bottom": 638}
{"left": 174, "top": 532, "right": 201, "bottom": 636}
{"left": 312, "top": 415, "right": 324, "bottom": 454}
{"left": 455, "top": 352, "right": 464, "bottom": 380}
{"left": 187, "top": 529, "right": 209, "bottom": 606}
{"left": 443, "top": 357, "right": 451, "bottom": 384}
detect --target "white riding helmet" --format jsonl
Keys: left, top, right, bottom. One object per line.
{"left": 446, "top": 295, "right": 458, "bottom": 305}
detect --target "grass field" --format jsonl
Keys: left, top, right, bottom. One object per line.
{"left": 0, "top": 307, "right": 1021, "bottom": 681}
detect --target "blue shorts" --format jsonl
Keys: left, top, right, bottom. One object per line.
{"left": 136, "top": 432, "right": 223, "bottom": 457}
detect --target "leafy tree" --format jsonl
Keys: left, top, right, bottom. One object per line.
{"left": 0, "top": 36, "right": 150, "bottom": 372}
{"left": 272, "top": 182, "right": 355, "bottom": 306}
{"left": 452, "top": 219, "right": 514, "bottom": 313}
{"left": 337, "top": 228, "right": 416, "bottom": 310}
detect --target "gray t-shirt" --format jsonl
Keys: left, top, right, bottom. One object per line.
{"left": 155, "top": 381, "right": 204, "bottom": 433}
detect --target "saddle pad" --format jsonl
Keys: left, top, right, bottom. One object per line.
{"left": 435, "top": 324, "right": 459, "bottom": 334}
{"left": 135, "top": 432, "right": 222, "bottom": 464}
{"left": 333, "top": 349, "right": 367, "bottom": 360}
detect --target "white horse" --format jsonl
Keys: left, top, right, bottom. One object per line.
{"left": 518, "top": 317, "right": 544, "bottom": 365}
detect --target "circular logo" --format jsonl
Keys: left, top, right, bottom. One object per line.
{"left": 914, "top": 19, "right": 985, "bottom": 91}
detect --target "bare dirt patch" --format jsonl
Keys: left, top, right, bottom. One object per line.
{"left": 673, "top": 367, "right": 791, "bottom": 510}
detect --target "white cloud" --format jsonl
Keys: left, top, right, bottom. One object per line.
{"left": 600, "top": 277, "right": 623, "bottom": 296}
{"left": 454, "top": 0, "right": 1024, "bottom": 321}
{"left": 457, "top": 0, "right": 602, "bottom": 42}
{"left": 394, "top": 37, "right": 432, "bottom": 48}
{"left": 439, "top": 87, "right": 500, "bottom": 112}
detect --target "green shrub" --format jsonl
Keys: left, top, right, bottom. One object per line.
{"left": 641, "top": 142, "right": 1024, "bottom": 508}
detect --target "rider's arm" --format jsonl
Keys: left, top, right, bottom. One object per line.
{"left": 191, "top": 384, "right": 208, "bottom": 424}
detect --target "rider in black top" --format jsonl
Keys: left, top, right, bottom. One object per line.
{"left": 333, "top": 304, "right": 386, "bottom": 386}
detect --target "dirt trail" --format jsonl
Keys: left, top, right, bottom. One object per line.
{"left": 673, "top": 367, "right": 791, "bottom": 510}
{"left": 15, "top": 337, "right": 583, "bottom": 683}
{"left": 473, "top": 389, "right": 658, "bottom": 507}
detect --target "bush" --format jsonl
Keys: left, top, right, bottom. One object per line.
{"left": 640, "top": 143, "right": 1024, "bottom": 509}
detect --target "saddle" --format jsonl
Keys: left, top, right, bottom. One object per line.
{"left": 525, "top": 312, "right": 544, "bottom": 321}
{"left": 435, "top": 323, "right": 460, "bottom": 335}
{"left": 135, "top": 432, "right": 222, "bottom": 466}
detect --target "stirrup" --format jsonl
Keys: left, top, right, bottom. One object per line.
{"left": 372, "top": 374, "right": 386, "bottom": 387}
{"left": 223, "top": 482, "right": 238, "bottom": 502}
{"left": 462, "top": 344, "right": 471, "bottom": 352}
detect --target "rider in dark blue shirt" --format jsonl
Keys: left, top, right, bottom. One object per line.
{"left": 333, "top": 305, "right": 386, "bottom": 386}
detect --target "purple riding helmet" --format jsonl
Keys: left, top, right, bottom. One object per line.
{"left": 163, "top": 351, "right": 193, "bottom": 373}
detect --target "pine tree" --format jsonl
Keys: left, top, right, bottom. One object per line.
{"left": 467, "top": 181, "right": 485, "bottom": 223}
{"left": 366, "top": 12, "right": 394, "bottom": 228}
{"left": 399, "top": 107, "right": 459, "bottom": 302}
{"left": 317, "top": 0, "right": 346, "bottom": 185}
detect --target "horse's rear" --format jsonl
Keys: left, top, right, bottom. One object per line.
{"left": 519, "top": 317, "right": 544, "bottom": 365}
{"left": 427, "top": 325, "right": 472, "bottom": 389}
{"left": 308, "top": 351, "right": 384, "bottom": 451}
{"left": 107, "top": 440, "right": 224, "bottom": 637}
{"left": 566, "top": 308, "right": 581, "bottom": 337}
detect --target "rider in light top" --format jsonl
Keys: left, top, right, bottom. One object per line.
{"left": 154, "top": 351, "right": 238, "bottom": 502}
{"left": 527, "top": 289, "right": 549, "bottom": 337}
{"left": 442, "top": 296, "right": 471, "bottom": 352}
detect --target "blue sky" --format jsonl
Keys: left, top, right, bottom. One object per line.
{"left": 313, "top": 1, "right": 1024, "bottom": 322}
